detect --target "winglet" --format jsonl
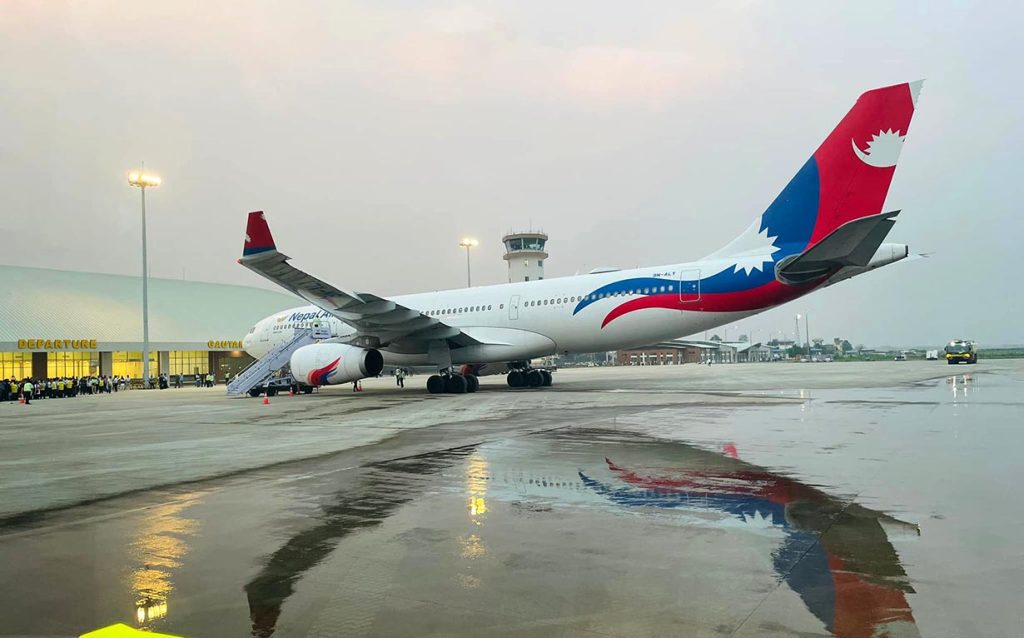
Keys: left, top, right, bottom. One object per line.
{"left": 242, "top": 211, "right": 276, "bottom": 257}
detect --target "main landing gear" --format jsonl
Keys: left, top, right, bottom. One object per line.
{"left": 506, "top": 364, "right": 553, "bottom": 389}
{"left": 426, "top": 371, "right": 479, "bottom": 394}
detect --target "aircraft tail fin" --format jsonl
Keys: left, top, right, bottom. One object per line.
{"left": 707, "top": 81, "right": 922, "bottom": 266}
{"left": 242, "top": 211, "right": 277, "bottom": 257}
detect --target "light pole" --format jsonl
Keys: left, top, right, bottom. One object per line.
{"left": 128, "top": 169, "right": 161, "bottom": 388}
{"left": 459, "top": 238, "right": 478, "bottom": 287}
{"left": 804, "top": 313, "right": 810, "bottom": 352}
{"left": 795, "top": 314, "right": 802, "bottom": 356}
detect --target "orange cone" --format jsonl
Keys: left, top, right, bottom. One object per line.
{"left": 262, "top": 396, "right": 270, "bottom": 405}
{"left": 18, "top": 395, "right": 25, "bottom": 404}
{"left": 288, "top": 388, "right": 295, "bottom": 397}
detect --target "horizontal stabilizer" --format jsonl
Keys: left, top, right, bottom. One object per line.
{"left": 775, "top": 211, "right": 899, "bottom": 285}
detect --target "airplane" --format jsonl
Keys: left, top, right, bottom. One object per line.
{"left": 240, "top": 80, "right": 923, "bottom": 394}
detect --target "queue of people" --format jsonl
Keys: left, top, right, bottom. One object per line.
{"left": 2, "top": 375, "right": 131, "bottom": 403}
{"left": 4, "top": 371, "right": 227, "bottom": 403}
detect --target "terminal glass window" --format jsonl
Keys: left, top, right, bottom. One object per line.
{"left": 170, "top": 351, "right": 209, "bottom": 376}
{"left": 111, "top": 351, "right": 157, "bottom": 379}
{"left": 47, "top": 352, "right": 97, "bottom": 378}
{"left": 0, "top": 352, "right": 31, "bottom": 380}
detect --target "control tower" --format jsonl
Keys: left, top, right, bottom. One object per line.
{"left": 502, "top": 231, "right": 548, "bottom": 282}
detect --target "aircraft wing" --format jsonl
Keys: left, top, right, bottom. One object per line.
{"left": 238, "top": 211, "right": 480, "bottom": 349}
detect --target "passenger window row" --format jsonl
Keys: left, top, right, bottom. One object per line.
{"left": 522, "top": 286, "right": 672, "bottom": 308}
{"left": 422, "top": 285, "right": 675, "bottom": 318}
{"left": 426, "top": 305, "right": 493, "bottom": 316}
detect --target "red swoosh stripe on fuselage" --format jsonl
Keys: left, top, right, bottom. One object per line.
{"left": 600, "top": 279, "right": 821, "bottom": 328}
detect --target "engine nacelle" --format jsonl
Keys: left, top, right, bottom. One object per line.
{"left": 290, "top": 343, "right": 384, "bottom": 386}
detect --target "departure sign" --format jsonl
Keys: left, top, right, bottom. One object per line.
{"left": 17, "top": 339, "right": 97, "bottom": 350}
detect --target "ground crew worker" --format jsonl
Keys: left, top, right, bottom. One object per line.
{"left": 395, "top": 368, "right": 406, "bottom": 388}
{"left": 22, "top": 379, "right": 33, "bottom": 405}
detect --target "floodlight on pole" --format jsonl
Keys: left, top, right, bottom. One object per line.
{"left": 128, "top": 167, "right": 161, "bottom": 389}
{"left": 459, "top": 238, "right": 478, "bottom": 287}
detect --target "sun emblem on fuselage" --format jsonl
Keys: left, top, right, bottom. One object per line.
{"left": 726, "top": 221, "right": 781, "bottom": 276}
{"left": 852, "top": 128, "right": 904, "bottom": 168}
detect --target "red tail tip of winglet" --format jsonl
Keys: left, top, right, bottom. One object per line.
{"left": 242, "top": 211, "right": 276, "bottom": 256}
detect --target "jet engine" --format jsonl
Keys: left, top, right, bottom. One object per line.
{"left": 289, "top": 343, "right": 384, "bottom": 386}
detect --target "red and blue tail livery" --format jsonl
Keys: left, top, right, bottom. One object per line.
{"left": 575, "top": 80, "right": 922, "bottom": 327}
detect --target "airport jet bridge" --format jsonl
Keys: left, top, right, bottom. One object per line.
{"left": 227, "top": 323, "right": 330, "bottom": 397}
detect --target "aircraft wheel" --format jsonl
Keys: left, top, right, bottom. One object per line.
{"left": 527, "top": 369, "right": 544, "bottom": 388}
{"left": 465, "top": 375, "right": 479, "bottom": 393}
{"left": 507, "top": 370, "right": 525, "bottom": 388}
{"left": 446, "top": 374, "right": 468, "bottom": 394}
{"left": 302, "top": 385, "right": 314, "bottom": 394}
{"left": 266, "top": 387, "right": 278, "bottom": 397}
{"left": 540, "top": 370, "right": 553, "bottom": 387}
{"left": 427, "top": 375, "right": 446, "bottom": 394}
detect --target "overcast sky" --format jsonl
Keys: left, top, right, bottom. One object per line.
{"left": 2, "top": 1, "right": 1020, "bottom": 347}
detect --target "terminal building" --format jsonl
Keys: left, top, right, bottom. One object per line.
{"left": 0, "top": 264, "right": 298, "bottom": 381}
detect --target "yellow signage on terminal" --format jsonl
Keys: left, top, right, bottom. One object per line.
{"left": 17, "top": 339, "right": 97, "bottom": 350}
{"left": 207, "top": 340, "right": 244, "bottom": 349}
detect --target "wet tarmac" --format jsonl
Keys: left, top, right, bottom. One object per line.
{"left": 1, "top": 362, "right": 1021, "bottom": 637}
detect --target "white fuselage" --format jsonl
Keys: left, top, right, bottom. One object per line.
{"left": 242, "top": 255, "right": 755, "bottom": 366}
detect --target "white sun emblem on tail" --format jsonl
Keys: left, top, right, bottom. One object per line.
{"left": 726, "top": 220, "right": 781, "bottom": 275}
{"left": 852, "top": 128, "right": 905, "bottom": 168}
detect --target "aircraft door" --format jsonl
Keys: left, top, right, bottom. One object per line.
{"left": 678, "top": 269, "right": 701, "bottom": 304}
{"left": 310, "top": 319, "right": 331, "bottom": 340}
{"left": 509, "top": 295, "right": 520, "bottom": 320}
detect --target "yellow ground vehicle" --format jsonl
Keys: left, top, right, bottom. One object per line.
{"left": 944, "top": 339, "right": 977, "bottom": 365}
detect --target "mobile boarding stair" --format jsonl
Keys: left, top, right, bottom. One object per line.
{"left": 227, "top": 323, "right": 331, "bottom": 397}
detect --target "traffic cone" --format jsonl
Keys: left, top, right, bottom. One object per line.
{"left": 262, "top": 396, "right": 270, "bottom": 405}
{"left": 18, "top": 395, "right": 25, "bottom": 404}
{"left": 288, "top": 388, "right": 295, "bottom": 397}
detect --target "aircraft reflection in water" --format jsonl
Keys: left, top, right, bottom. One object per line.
{"left": 573, "top": 437, "right": 920, "bottom": 638}
{"left": 128, "top": 491, "right": 205, "bottom": 629}
{"left": 244, "top": 447, "right": 478, "bottom": 638}
{"left": 243, "top": 431, "right": 919, "bottom": 638}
